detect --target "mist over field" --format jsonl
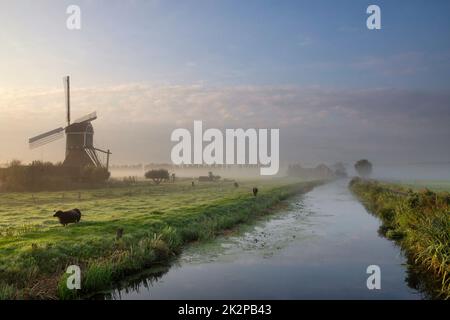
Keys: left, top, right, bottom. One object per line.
{"left": 370, "top": 163, "right": 450, "bottom": 181}
{"left": 1, "top": 86, "right": 450, "bottom": 169}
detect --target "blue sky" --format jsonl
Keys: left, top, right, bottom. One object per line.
{"left": 1, "top": 0, "right": 450, "bottom": 165}
{"left": 2, "top": 0, "right": 450, "bottom": 88}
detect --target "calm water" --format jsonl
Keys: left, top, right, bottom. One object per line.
{"left": 106, "top": 180, "right": 425, "bottom": 300}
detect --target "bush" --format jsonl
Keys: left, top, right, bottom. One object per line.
{"left": 144, "top": 169, "right": 170, "bottom": 185}
{"left": 354, "top": 159, "right": 373, "bottom": 178}
{"left": 80, "top": 166, "right": 110, "bottom": 183}
{"left": 0, "top": 161, "right": 110, "bottom": 192}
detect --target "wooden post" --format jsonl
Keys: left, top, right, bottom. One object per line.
{"left": 65, "top": 76, "right": 70, "bottom": 126}
{"left": 106, "top": 149, "right": 111, "bottom": 171}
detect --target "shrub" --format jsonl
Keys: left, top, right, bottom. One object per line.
{"left": 144, "top": 169, "right": 170, "bottom": 185}
{"left": 80, "top": 166, "right": 110, "bottom": 183}
{"left": 0, "top": 161, "right": 110, "bottom": 192}
{"left": 354, "top": 159, "right": 373, "bottom": 178}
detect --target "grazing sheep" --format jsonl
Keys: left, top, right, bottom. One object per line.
{"left": 53, "top": 208, "right": 82, "bottom": 226}
{"left": 253, "top": 187, "right": 258, "bottom": 197}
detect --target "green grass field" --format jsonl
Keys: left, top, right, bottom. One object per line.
{"left": 0, "top": 178, "right": 317, "bottom": 299}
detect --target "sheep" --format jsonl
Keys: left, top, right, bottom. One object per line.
{"left": 53, "top": 208, "right": 82, "bottom": 226}
{"left": 253, "top": 187, "right": 258, "bottom": 197}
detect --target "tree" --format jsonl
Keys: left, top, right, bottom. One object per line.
{"left": 333, "top": 162, "right": 348, "bottom": 178}
{"left": 145, "top": 169, "right": 170, "bottom": 185}
{"left": 354, "top": 159, "right": 373, "bottom": 178}
{"left": 3, "top": 159, "right": 27, "bottom": 192}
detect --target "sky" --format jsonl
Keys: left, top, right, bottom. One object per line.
{"left": 1, "top": 0, "right": 450, "bottom": 166}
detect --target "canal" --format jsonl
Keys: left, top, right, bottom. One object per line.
{"left": 106, "top": 180, "right": 424, "bottom": 299}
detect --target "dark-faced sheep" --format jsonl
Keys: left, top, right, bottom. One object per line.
{"left": 253, "top": 187, "right": 258, "bottom": 197}
{"left": 53, "top": 208, "right": 82, "bottom": 226}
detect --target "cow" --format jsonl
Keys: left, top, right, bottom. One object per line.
{"left": 253, "top": 187, "right": 258, "bottom": 197}
{"left": 53, "top": 208, "right": 82, "bottom": 226}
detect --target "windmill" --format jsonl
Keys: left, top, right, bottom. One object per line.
{"left": 29, "top": 76, "right": 111, "bottom": 170}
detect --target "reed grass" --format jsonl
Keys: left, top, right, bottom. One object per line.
{"left": 350, "top": 177, "right": 450, "bottom": 299}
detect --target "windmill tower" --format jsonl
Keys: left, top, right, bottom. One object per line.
{"left": 29, "top": 76, "right": 111, "bottom": 170}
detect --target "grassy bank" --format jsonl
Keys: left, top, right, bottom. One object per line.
{"left": 349, "top": 177, "right": 450, "bottom": 299}
{"left": 0, "top": 178, "right": 318, "bottom": 299}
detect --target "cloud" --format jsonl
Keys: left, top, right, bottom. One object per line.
{"left": 352, "top": 52, "right": 428, "bottom": 76}
{"left": 1, "top": 84, "right": 449, "bottom": 164}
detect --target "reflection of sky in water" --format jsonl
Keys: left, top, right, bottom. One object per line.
{"left": 110, "top": 180, "right": 423, "bottom": 300}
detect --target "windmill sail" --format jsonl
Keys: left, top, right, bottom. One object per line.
{"left": 29, "top": 127, "right": 64, "bottom": 149}
{"left": 63, "top": 76, "right": 70, "bottom": 125}
{"left": 73, "top": 111, "right": 97, "bottom": 124}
